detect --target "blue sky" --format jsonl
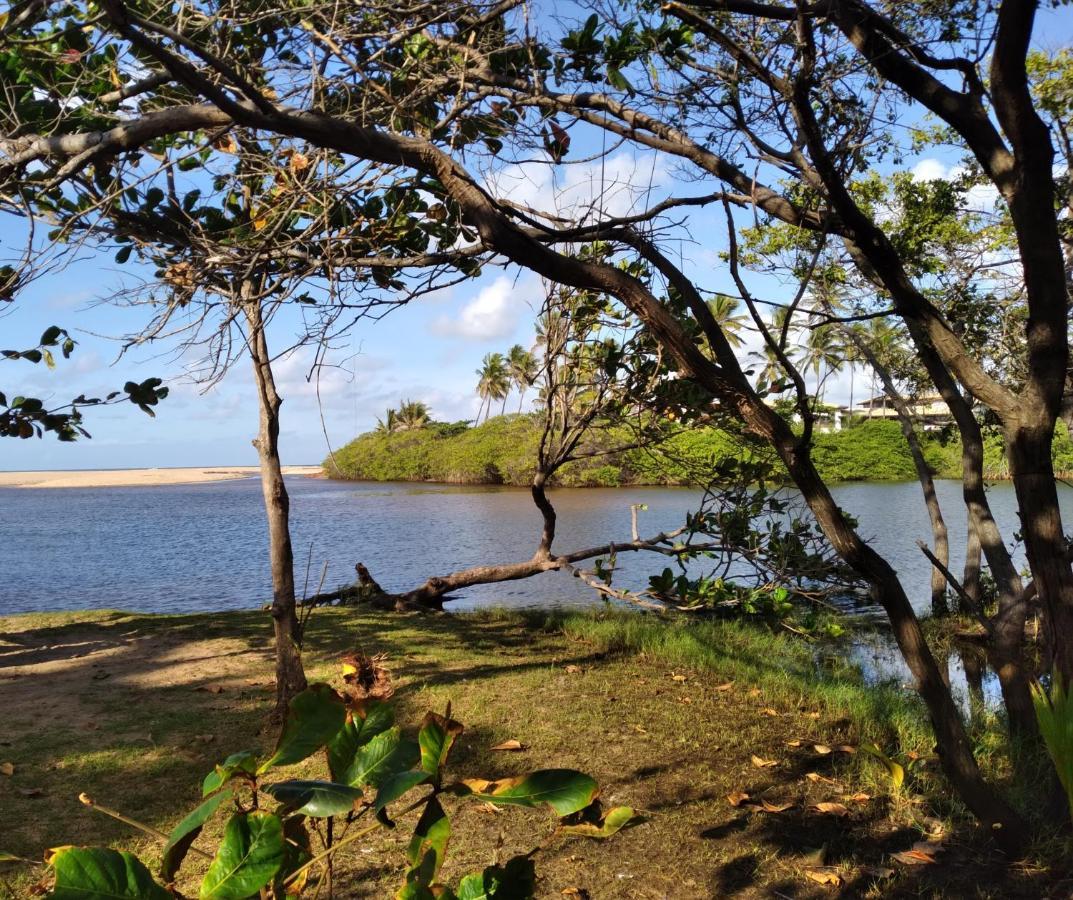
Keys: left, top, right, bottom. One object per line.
{"left": 2, "top": 6, "right": 1071, "bottom": 470}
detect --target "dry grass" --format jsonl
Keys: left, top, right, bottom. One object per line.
{"left": 0, "top": 606, "right": 1068, "bottom": 898}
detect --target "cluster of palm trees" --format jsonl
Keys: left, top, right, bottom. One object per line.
{"left": 374, "top": 399, "right": 430, "bottom": 433}
{"left": 709, "top": 294, "right": 907, "bottom": 409}
{"left": 474, "top": 344, "right": 539, "bottom": 423}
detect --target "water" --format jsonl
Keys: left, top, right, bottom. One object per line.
{"left": 2, "top": 476, "right": 1069, "bottom": 705}
{"left": 5, "top": 475, "right": 1071, "bottom": 617}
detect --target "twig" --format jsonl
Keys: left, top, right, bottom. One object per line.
{"left": 916, "top": 541, "right": 991, "bottom": 634}
{"left": 79, "top": 793, "right": 213, "bottom": 860}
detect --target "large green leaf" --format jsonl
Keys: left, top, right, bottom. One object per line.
{"left": 261, "top": 779, "right": 363, "bottom": 817}
{"left": 346, "top": 726, "right": 420, "bottom": 788}
{"left": 374, "top": 770, "right": 430, "bottom": 811}
{"left": 454, "top": 770, "right": 598, "bottom": 816}
{"left": 326, "top": 701, "right": 395, "bottom": 782}
{"left": 417, "top": 711, "right": 463, "bottom": 782}
{"left": 199, "top": 811, "right": 284, "bottom": 900}
{"left": 455, "top": 856, "right": 536, "bottom": 899}
{"left": 202, "top": 751, "right": 257, "bottom": 797}
{"left": 49, "top": 847, "right": 170, "bottom": 900}
{"left": 259, "top": 684, "right": 347, "bottom": 773}
{"left": 405, "top": 797, "right": 450, "bottom": 885}
{"left": 558, "top": 805, "right": 639, "bottom": 839}
{"left": 161, "top": 789, "right": 231, "bottom": 881}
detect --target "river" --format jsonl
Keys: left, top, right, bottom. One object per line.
{"left": 4, "top": 475, "right": 1071, "bottom": 617}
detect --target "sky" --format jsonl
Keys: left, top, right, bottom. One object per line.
{"left": 2, "top": 5, "right": 1072, "bottom": 471}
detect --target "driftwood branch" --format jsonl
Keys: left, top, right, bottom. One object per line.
{"left": 916, "top": 540, "right": 991, "bottom": 634}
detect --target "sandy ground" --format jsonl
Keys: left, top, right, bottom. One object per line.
{"left": 0, "top": 465, "right": 323, "bottom": 489}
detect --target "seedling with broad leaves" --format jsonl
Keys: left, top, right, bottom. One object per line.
{"left": 21, "top": 668, "right": 638, "bottom": 898}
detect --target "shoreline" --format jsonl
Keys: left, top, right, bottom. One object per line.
{"left": 0, "top": 465, "right": 323, "bottom": 489}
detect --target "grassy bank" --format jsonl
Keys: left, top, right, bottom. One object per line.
{"left": 2, "top": 606, "right": 1068, "bottom": 897}
{"left": 325, "top": 415, "right": 1073, "bottom": 487}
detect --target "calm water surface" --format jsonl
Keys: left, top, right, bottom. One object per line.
{"left": 3, "top": 476, "right": 1073, "bottom": 617}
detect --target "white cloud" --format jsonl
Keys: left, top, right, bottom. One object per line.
{"left": 911, "top": 158, "right": 950, "bottom": 182}
{"left": 485, "top": 150, "right": 672, "bottom": 224}
{"left": 430, "top": 275, "right": 527, "bottom": 341}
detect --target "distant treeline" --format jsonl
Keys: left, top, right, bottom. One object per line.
{"left": 324, "top": 416, "right": 1073, "bottom": 487}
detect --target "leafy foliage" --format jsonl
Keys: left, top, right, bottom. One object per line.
{"left": 32, "top": 674, "right": 636, "bottom": 898}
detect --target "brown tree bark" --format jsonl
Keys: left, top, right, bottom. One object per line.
{"left": 244, "top": 297, "right": 307, "bottom": 721}
{"left": 846, "top": 334, "right": 950, "bottom": 615}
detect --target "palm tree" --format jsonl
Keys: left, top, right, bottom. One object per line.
{"left": 706, "top": 294, "right": 749, "bottom": 349}
{"left": 507, "top": 343, "right": 539, "bottom": 412}
{"left": 374, "top": 408, "right": 398, "bottom": 434}
{"left": 860, "top": 318, "right": 904, "bottom": 416}
{"left": 803, "top": 325, "right": 845, "bottom": 404}
{"left": 394, "top": 399, "right": 430, "bottom": 431}
{"left": 475, "top": 352, "right": 509, "bottom": 423}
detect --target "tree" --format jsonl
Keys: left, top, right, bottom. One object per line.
{"left": 802, "top": 325, "right": 844, "bottom": 405}
{"left": 395, "top": 399, "right": 431, "bottom": 431}
{"left": 475, "top": 352, "right": 508, "bottom": 423}
{"left": 706, "top": 294, "right": 748, "bottom": 349}
{"left": 507, "top": 343, "right": 538, "bottom": 412}
{"left": 8, "top": 0, "right": 1073, "bottom": 835}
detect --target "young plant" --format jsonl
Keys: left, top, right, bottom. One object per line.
{"left": 1032, "top": 673, "right": 1073, "bottom": 826}
{"left": 31, "top": 666, "right": 637, "bottom": 898}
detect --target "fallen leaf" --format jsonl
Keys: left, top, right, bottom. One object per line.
{"left": 810, "top": 802, "right": 850, "bottom": 817}
{"left": 490, "top": 739, "right": 525, "bottom": 752}
{"left": 804, "top": 772, "right": 839, "bottom": 785}
{"left": 289, "top": 152, "right": 310, "bottom": 172}
{"left": 195, "top": 685, "right": 225, "bottom": 694}
{"left": 715, "top": 681, "right": 735, "bottom": 692}
{"left": 0, "top": 762, "right": 13, "bottom": 776}
{"left": 726, "top": 791, "right": 752, "bottom": 807}
{"left": 193, "top": 734, "right": 215, "bottom": 744}
{"left": 785, "top": 739, "right": 803, "bottom": 748}
{"left": 632, "top": 724, "right": 648, "bottom": 734}
{"left": 560, "top": 889, "right": 589, "bottom": 899}
{"left": 475, "top": 802, "right": 502, "bottom": 815}
{"left": 804, "top": 711, "right": 821, "bottom": 719}
{"left": 813, "top": 743, "right": 832, "bottom": 755}
{"left": 747, "top": 688, "right": 762, "bottom": 697}
{"left": 911, "top": 840, "right": 944, "bottom": 855}
{"left": 891, "top": 849, "right": 936, "bottom": 866}
{"left": 670, "top": 673, "right": 687, "bottom": 682}
{"left": 804, "top": 867, "right": 842, "bottom": 886}
{"left": 751, "top": 755, "right": 778, "bottom": 768}
{"left": 834, "top": 744, "right": 856, "bottom": 754}
{"left": 860, "top": 865, "right": 895, "bottom": 879}
{"left": 18, "top": 787, "right": 43, "bottom": 798}
{"left": 843, "top": 792, "right": 872, "bottom": 803}
{"left": 761, "top": 800, "right": 794, "bottom": 813}
{"left": 679, "top": 697, "right": 692, "bottom": 704}
{"left": 760, "top": 708, "right": 780, "bottom": 717}
{"left": 564, "top": 665, "right": 582, "bottom": 674}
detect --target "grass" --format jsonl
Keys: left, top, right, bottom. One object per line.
{"left": 0, "top": 605, "right": 1069, "bottom": 898}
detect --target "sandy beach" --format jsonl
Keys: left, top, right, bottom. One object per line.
{"left": 0, "top": 465, "right": 324, "bottom": 489}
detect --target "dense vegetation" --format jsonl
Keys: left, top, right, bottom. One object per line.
{"left": 325, "top": 416, "right": 1073, "bottom": 486}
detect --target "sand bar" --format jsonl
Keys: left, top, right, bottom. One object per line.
{"left": 0, "top": 465, "right": 324, "bottom": 489}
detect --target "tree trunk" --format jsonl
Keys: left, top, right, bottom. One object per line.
{"left": 845, "top": 334, "right": 949, "bottom": 614}
{"left": 1008, "top": 421, "right": 1073, "bottom": 688}
{"left": 244, "top": 299, "right": 307, "bottom": 722}
{"left": 761, "top": 421, "right": 1024, "bottom": 837}
{"left": 963, "top": 511, "right": 983, "bottom": 610}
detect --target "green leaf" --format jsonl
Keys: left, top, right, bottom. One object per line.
{"left": 49, "top": 847, "right": 170, "bottom": 899}
{"left": 202, "top": 750, "right": 257, "bottom": 797}
{"left": 405, "top": 798, "right": 450, "bottom": 884}
{"left": 860, "top": 744, "right": 905, "bottom": 791}
{"left": 455, "top": 856, "right": 536, "bottom": 899}
{"left": 258, "top": 684, "right": 346, "bottom": 773}
{"left": 346, "top": 726, "right": 420, "bottom": 788}
{"left": 40, "top": 326, "right": 63, "bottom": 346}
{"left": 261, "top": 779, "right": 363, "bottom": 817}
{"left": 418, "top": 711, "right": 463, "bottom": 781}
{"left": 454, "top": 770, "right": 599, "bottom": 815}
{"left": 161, "top": 789, "right": 231, "bottom": 881}
{"left": 374, "top": 769, "right": 430, "bottom": 811}
{"left": 558, "top": 805, "right": 640, "bottom": 839}
{"left": 199, "top": 811, "right": 283, "bottom": 900}
{"left": 325, "top": 701, "right": 394, "bottom": 781}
